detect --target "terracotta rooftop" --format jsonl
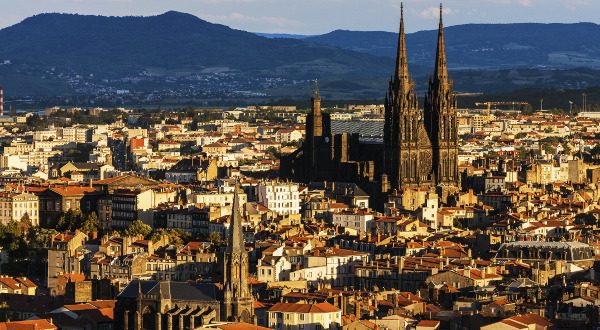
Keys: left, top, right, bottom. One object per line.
{"left": 269, "top": 302, "right": 340, "bottom": 313}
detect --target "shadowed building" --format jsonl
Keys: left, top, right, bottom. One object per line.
{"left": 282, "top": 82, "right": 382, "bottom": 186}
{"left": 282, "top": 4, "right": 459, "bottom": 206}
{"left": 115, "top": 280, "right": 220, "bottom": 330}
{"left": 424, "top": 5, "right": 460, "bottom": 188}
{"left": 496, "top": 241, "right": 595, "bottom": 264}
{"left": 383, "top": 4, "right": 433, "bottom": 191}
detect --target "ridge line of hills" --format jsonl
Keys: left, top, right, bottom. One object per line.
{"left": 1, "top": 11, "right": 600, "bottom": 99}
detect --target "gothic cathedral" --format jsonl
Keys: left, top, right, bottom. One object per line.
{"left": 281, "top": 3, "right": 460, "bottom": 205}
{"left": 383, "top": 4, "right": 459, "bottom": 191}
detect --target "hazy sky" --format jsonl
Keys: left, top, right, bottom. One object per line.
{"left": 0, "top": 0, "right": 597, "bottom": 34}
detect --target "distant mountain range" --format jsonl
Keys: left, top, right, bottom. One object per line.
{"left": 1, "top": 11, "right": 600, "bottom": 100}
{"left": 254, "top": 33, "right": 307, "bottom": 40}
{"left": 0, "top": 11, "right": 387, "bottom": 79}
{"left": 304, "top": 23, "right": 600, "bottom": 70}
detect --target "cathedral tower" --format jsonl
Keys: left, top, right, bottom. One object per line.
{"left": 221, "top": 181, "right": 254, "bottom": 322}
{"left": 304, "top": 80, "right": 332, "bottom": 180}
{"left": 425, "top": 4, "right": 459, "bottom": 186}
{"left": 384, "top": 3, "right": 433, "bottom": 191}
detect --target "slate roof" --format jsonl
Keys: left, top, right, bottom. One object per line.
{"left": 118, "top": 280, "right": 217, "bottom": 302}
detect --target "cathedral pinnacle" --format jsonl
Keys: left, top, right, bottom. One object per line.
{"left": 313, "top": 79, "right": 320, "bottom": 99}
{"left": 434, "top": 3, "right": 448, "bottom": 83}
{"left": 395, "top": 2, "right": 410, "bottom": 91}
{"left": 227, "top": 179, "right": 244, "bottom": 253}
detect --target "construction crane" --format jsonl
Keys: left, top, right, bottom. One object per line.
{"left": 474, "top": 101, "right": 530, "bottom": 115}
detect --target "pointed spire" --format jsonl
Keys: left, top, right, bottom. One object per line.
{"left": 434, "top": 3, "right": 448, "bottom": 82}
{"left": 395, "top": 2, "right": 410, "bottom": 90}
{"left": 311, "top": 79, "right": 322, "bottom": 118}
{"left": 227, "top": 179, "right": 244, "bottom": 252}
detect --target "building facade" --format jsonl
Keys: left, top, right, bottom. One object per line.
{"left": 257, "top": 182, "right": 301, "bottom": 216}
{"left": 0, "top": 191, "right": 39, "bottom": 226}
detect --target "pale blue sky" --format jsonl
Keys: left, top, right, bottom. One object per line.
{"left": 0, "top": 0, "right": 597, "bottom": 34}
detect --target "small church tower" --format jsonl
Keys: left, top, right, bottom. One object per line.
{"left": 221, "top": 180, "right": 254, "bottom": 322}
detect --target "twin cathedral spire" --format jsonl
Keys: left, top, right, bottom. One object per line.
{"left": 383, "top": 3, "right": 459, "bottom": 191}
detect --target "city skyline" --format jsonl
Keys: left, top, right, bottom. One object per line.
{"left": 0, "top": 0, "right": 598, "bottom": 34}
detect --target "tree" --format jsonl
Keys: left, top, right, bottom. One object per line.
{"left": 18, "top": 214, "right": 33, "bottom": 240}
{"left": 56, "top": 209, "right": 83, "bottom": 231}
{"left": 265, "top": 146, "right": 281, "bottom": 160}
{"left": 125, "top": 220, "right": 152, "bottom": 238}
{"left": 80, "top": 212, "right": 99, "bottom": 234}
{"left": 208, "top": 232, "right": 224, "bottom": 249}
{"left": 0, "top": 222, "right": 26, "bottom": 255}
{"left": 591, "top": 144, "right": 600, "bottom": 159}
{"left": 518, "top": 146, "right": 529, "bottom": 160}
{"left": 0, "top": 300, "right": 15, "bottom": 322}
{"left": 515, "top": 132, "right": 527, "bottom": 139}
{"left": 150, "top": 228, "right": 186, "bottom": 246}
{"left": 543, "top": 143, "right": 556, "bottom": 155}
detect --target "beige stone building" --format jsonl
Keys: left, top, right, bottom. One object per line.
{"left": 268, "top": 302, "right": 342, "bottom": 330}
{"left": 0, "top": 191, "right": 39, "bottom": 226}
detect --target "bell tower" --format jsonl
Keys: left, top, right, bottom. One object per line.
{"left": 221, "top": 180, "right": 254, "bottom": 323}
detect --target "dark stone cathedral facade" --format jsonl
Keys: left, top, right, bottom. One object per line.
{"left": 282, "top": 5, "right": 459, "bottom": 203}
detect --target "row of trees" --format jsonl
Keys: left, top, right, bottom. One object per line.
{"left": 1, "top": 210, "right": 219, "bottom": 260}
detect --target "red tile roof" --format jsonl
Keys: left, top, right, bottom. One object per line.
{"left": 417, "top": 320, "right": 440, "bottom": 327}
{"left": 0, "top": 319, "right": 57, "bottom": 330}
{"left": 50, "top": 186, "right": 95, "bottom": 196}
{"left": 269, "top": 302, "right": 340, "bottom": 313}
{"left": 217, "top": 322, "right": 271, "bottom": 330}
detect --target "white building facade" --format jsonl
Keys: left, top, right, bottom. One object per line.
{"left": 257, "top": 182, "right": 300, "bottom": 215}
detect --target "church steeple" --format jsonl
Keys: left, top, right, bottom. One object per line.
{"left": 227, "top": 180, "right": 244, "bottom": 253}
{"left": 383, "top": 2, "right": 434, "bottom": 191}
{"left": 221, "top": 179, "right": 254, "bottom": 323}
{"left": 395, "top": 2, "right": 410, "bottom": 90}
{"left": 433, "top": 4, "right": 448, "bottom": 83}
{"left": 425, "top": 3, "right": 459, "bottom": 188}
